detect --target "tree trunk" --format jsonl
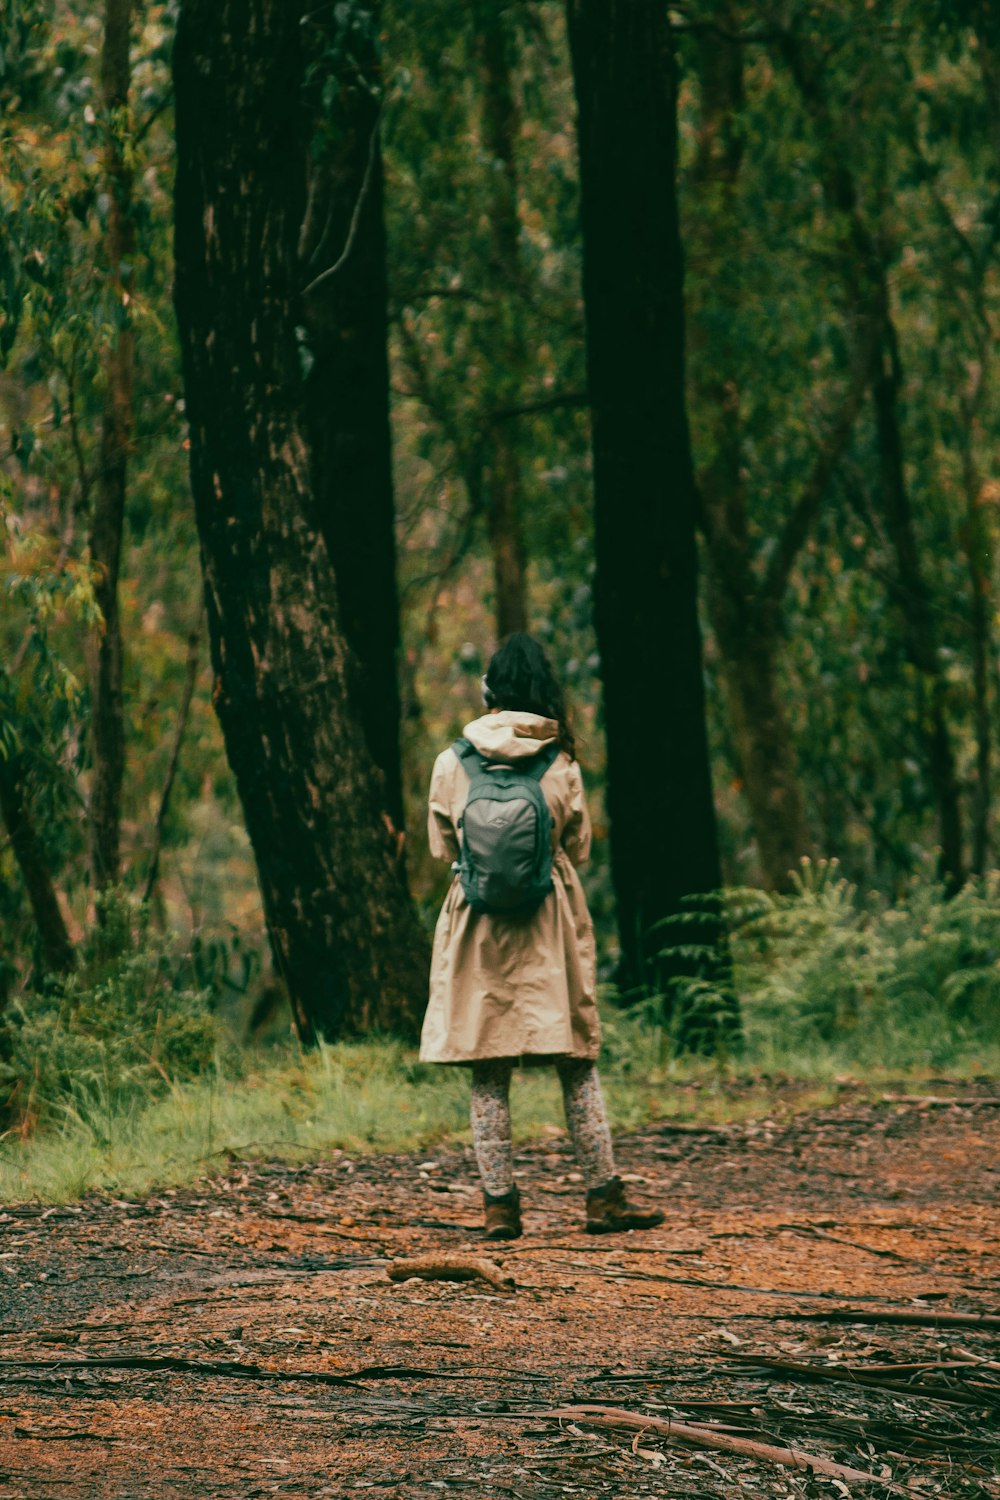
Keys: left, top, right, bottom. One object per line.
{"left": 783, "top": 34, "right": 965, "bottom": 893}
{"left": 173, "top": 0, "right": 429, "bottom": 1042}
{"left": 476, "top": 2, "right": 529, "bottom": 638}
{"left": 299, "top": 8, "right": 405, "bottom": 832}
{"left": 485, "top": 438, "right": 529, "bottom": 638}
{"left": 88, "top": 0, "right": 134, "bottom": 893}
{"left": 871, "top": 316, "right": 964, "bottom": 891}
{"left": 566, "top": 0, "right": 726, "bottom": 1000}
{"left": 690, "top": 15, "right": 812, "bottom": 888}
{"left": 0, "top": 760, "right": 75, "bottom": 975}
{"left": 961, "top": 414, "right": 992, "bottom": 876}
{"left": 724, "top": 636, "right": 811, "bottom": 886}
{"left": 958, "top": 0, "right": 1000, "bottom": 875}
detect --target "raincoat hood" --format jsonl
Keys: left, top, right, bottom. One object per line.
{"left": 462, "top": 710, "right": 559, "bottom": 762}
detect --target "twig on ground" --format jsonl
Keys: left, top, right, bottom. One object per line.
{"left": 777, "top": 1223, "right": 912, "bottom": 1261}
{"left": 789, "top": 1307, "right": 1000, "bottom": 1331}
{"left": 13, "top": 1427, "right": 115, "bottom": 1442}
{"left": 725, "top": 1352, "right": 999, "bottom": 1406}
{"left": 387, "top": 1255, "right": 515, "bottom": 1292}
{"left": 880, "top": 1095, "right": 1000, "bottom": 1107}
{"left": 0, "top": 1354, "right": 483, "bottom": 1386}
{"left": 947, "top": 1346, "right": 1000, "bottom": 1371}
{"left": 538, "top": 1404, "right": 905, "bottom": 1490}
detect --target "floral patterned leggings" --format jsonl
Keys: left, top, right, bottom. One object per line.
{"left": 469, "top": 1057, "right": 616, "bottom": 1197}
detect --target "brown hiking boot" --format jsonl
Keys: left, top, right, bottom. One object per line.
{"left": 585, "top": 1176, "right": 665, "bottom": 1234}
{"left": 483, "top": 1186, "right": 522, "bottom": 1241}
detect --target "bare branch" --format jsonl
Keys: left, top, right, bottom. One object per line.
{"left": 760, "top": 339, "right": 873, "bottom": 607}
{"left": 489, "top": 389, "right": 588, "bottom": 423}
{"left": 142, "top": 624, "right": 201, "bottom": 905}
{"left": 301, "top": 112, "right": 380, "bottom": 297}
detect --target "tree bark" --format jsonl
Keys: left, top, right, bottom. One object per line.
{"left": 871, "top": 316, "right": 964, "bottom": 891}
{"left": 484, "top": 438, "right": 529, "bottom": 638}
{"left": 956, "top": 0, "right": 1000, "bottom": 874}
{"left": 299, "top": 8, "right": 405, "bottom": 831}
{"left": 0, "top": 759, "right": 75, "bottom": 976}
{"left": 960, "top": 382, "right": 992, "bottom": 876}
{"left": 173, "top": 0, "right": 429, "bottom": 1042}
{"left": 783, "top": 34, "right": 965, "bottom": 893}
{"left": 476, "top": 2, "right": 529, "bottom": 638}
{"left": 88, "top": 0, "right": 134, "bottom": 893}
{"left": 711, "top": 603, "right": 808, "bottom": 885}
{"left": 690, "top": 15, "right": 812, "bottom": 888}
{"left": 142, "top": 626, "right": 200, "bottom": 906}
{"left": 566, "top": 0, "right": 725, "bottom": 995}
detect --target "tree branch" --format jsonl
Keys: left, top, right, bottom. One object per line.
{"left": 760, "top": 341, "right": 872, "bottom": 607}
{"left": 142, "top": 625, "right": 200, "bottom": 905}
{"left": 489, "top": 389, "right": 588, "bottom": 423}
{"left": 301, "top": 111, "right": 380, "bottom": 297}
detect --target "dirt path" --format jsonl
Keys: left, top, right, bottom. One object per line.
{"left": 1, "top": 1089, "right": 998, "bottom": 1498}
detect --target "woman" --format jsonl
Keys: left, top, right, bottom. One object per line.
{"left": 421, "top": 633, "right": 664, "bottom": 1240}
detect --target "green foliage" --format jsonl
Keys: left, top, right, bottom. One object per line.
{"left": 0, "top": 1019, "right": 854, "bottom": 1204}
{"left": 0, "top": 890, "right": 216, "bottom": 1136}
{"left": 657, "top": 861, "right": 1000, "bottom": 1072}
{"left": 1, "top": 2, "right": 246, "bottom": 984}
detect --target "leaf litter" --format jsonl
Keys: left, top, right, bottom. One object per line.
{"left": 0, "top": 1083, "right": 998, "bottom": 1497}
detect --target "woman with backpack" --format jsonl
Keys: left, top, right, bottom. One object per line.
{"left": 421, "top": 633, "right": 664, "bottom": 1241}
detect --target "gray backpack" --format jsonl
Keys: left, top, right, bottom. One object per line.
{"left": 451, "top": 737, "right": 561, "bottom": 915}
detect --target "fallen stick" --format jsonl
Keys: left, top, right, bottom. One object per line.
{"left": 1, "top": 1352, "right": 559, "bottom": 1389}
{"left": 776, "top": 1224, "right": 911, "bottom": 1261}
{"left": 725, "top": 1353, "right": 996, "bottom": 1406}
{"left": 789, "top": 1308, "right": 1000, "bottom": 1331}
{"left": 500, "top": 1242, "right": 703, "bottom": 1256}
{"left": 947, "top": 1346, "right": 1000, "bottom": 1371}
{"left": 880, "top": 1094, "right": 1000, "bottom": 1107}
{"left": 538, "top": 1404, "right": 903, "bottom": 1490}
{"left": 854, "top": 1358, "right": 1000, "bottom": 1377}
{"left": 386, "top": 1254, "right": 514, "bottom": 1291}
{"left": 0, "top": 1355, "right": 472, "bottom": 1385}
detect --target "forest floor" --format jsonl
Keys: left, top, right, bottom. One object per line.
{"left": 0, "top": 1084, "right": 998, "bottom": 1499}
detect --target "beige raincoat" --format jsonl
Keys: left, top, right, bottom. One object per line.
{"left": 420, "top": 710, "right": 600, "bottom": 1064}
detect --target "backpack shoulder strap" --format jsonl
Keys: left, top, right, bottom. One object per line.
{"left": 451, "top": 737, "right": 560, "bottom": 782}
{"left": 451, "top": 737, "right": 484, "bottom": 776}
{"left": 520, "top": 741, "right": 562, "bottom": 783}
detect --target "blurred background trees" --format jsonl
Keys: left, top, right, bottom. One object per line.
{"left": 2, "top": 0, "right": 1000, "bottom": 1055}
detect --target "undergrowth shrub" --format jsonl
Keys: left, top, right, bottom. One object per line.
{"left": 0, "top": 889, "right": 216, "bottom": 1137}
{"left": 659, "top": 861, "right": 1000, "bottom": 1071}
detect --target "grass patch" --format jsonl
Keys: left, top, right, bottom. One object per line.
{"left": 3, "top": 867, "right": 999, "bottom": 1204}
{"left": 1, "top": 1023, "right": 993, "bottom": 1204}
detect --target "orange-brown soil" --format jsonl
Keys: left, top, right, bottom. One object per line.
{"left": 1, "top": 1088, "right": 998, "bottom": 1498}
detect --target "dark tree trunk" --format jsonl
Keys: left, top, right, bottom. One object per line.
{"left": 88, "top": 0, "right": 134, "bottom": 893}
{"left": 485, "top": 439, "right": 529, "bottom": 638}
{"left": 566, "top": 0, "right": 726, "bottom": 998}
{"left": 871, "top": 317, "right": 964, "bottom": 891}
{"left": 956, "top": 0, "right": 1000, "bottom": 875}
{"left": 476, "top": 2, "right": 529, "bottom": 638}
{"left": 299, "top": 9, "right": 405, "bottom": 832}
{"left": 713, "top": 603, "right": 810, "bottom": 886}
{"left": 142, "top": 626, "right": 200, "bottom": 906}
{"left": 960, "top": 400, "right": 992, "bottom": 876}
{"left": 0, "top": 760, "right": 75, "bottom": 976}
{"left": 173, "top": 0, "right": 429, "bottom": 1042}
{"left": 690, "top": 16, "right": 812, "bottom": 888}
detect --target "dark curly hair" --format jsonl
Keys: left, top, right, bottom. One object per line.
{"left": 482, "top": 633, "right": 576, "bottom": 760}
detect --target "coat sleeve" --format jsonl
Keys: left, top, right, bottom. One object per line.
{"left": 427, "top": 750, "right": 460, "bottom": 863}
{"left": 560, "top": 760, "right": 592, "bottom": 868}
